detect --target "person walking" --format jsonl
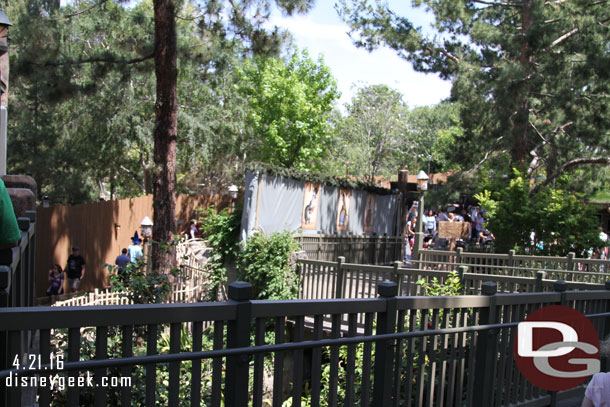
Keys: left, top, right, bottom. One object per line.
{"left": 65, "top": 246, "right": 86, "bottom": 293}
{"left": 46, "top": 264, "right": 64, "bottom": 296}
{"left": 128, "top": 232, "right": 144, "bottom": 264}
{"left": 115, "top": 248, "right": 131, "bottom": 279}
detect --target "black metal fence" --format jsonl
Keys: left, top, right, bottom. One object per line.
{"left": 1, "top": 280, "right": 609, "bottom": 407}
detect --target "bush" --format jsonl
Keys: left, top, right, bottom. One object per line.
{"left": 237, "top": 231, "right": 300, "bottom": 300}
{"left": 106, "top": 239, "right": 182, "bottom": 304}
{"left": 475, "top": 170, "right": 604, "bottom": 256}
{"left": 197, "top": 204, "right": 242, "bottom": 300}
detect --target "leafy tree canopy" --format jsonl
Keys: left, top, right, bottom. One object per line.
{"left": 475, "top": 170, "right": 605, "bottom": 256}
{"left": 238, "top": 49, "right": 340, "bottom": 170}
{"left": 338, "top": 0, "right": 610, "bottom": 191}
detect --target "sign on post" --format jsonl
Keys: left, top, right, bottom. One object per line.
{"left": 438, "top": 222, "right": 470, "bottom": 239}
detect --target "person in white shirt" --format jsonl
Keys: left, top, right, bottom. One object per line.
{"left": 582, "top": 338, "right": 610, "bottom": 407}
{"left": 423, "top": 209, "right": 436, "bottom": 236}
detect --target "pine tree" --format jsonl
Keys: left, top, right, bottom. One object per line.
{"left": 338, "top": 0, "right": 610, "bottom": 188}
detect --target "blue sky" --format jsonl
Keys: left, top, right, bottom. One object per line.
{"left": 268, "top": 1, "right": 452, "bottom": 109}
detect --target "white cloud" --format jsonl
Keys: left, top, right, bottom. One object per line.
{"left": 267, "top": 15, "right": 452, "bottom": 110}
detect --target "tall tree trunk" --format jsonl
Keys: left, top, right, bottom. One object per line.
{"left": 151, "top": 0, "right": 178, "bottom": 271}
{"left": 512, "top": 0, "right": 533, "bottom": 165}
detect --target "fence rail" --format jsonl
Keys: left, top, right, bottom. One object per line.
{"left": 47, "top": 264, "right": 214, "bottom": 307}
{"left": 0, "top": 281, "right": 608, "bottom": 407}
{"left": 0, "top": 210, "right": 36, "bottom": 406}
{"left": 420, "top": 247, "right": 610, "bottom": 274}
{"left": 294, "top": 234, "right": 610, "bottom": 272}
{"left": 298, "top": 258, "right": 610, "bottom": 300}
{"left": 294, "top": 233, "right": 402, "bottom": 264}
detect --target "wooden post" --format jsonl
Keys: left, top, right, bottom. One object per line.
{"left": 373, "top": 281, "right": 398, "bottom": 406}
{"left": 473, "top": 282, "right": 498, "bottom": 407}
{"left": 335, "top": 257, "right": 346, "bottom": 299}
{"left": 566, "top": 252, "right": 575, "bottom": 280}
{"left": 393, "top": 260, "right": 403, "bottom": 295}
{"left": 458, "top": 265, "right": 468, "bottom": 295}
{"left": 225, "top": 282, "right": 252, "bottom": 407}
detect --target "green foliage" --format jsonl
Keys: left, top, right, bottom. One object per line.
{"left": 476, "top": 171, "right": 605, "bottom": 256}
{"left": 333, "top": 84, "right": 407, "bottom": 181}
{"left": 106, "top": 239, "right": 182, "bottom": 304}
{"left": 338, "top": 0, "right": 610, "bottom": 193}
{"left": 238, "top": 49, "right": 340, "bottom": 170}
{"left": 197, "top": 205, "right": 242, "bottom": 300}
{"left": 50, "top": 324, "right": 220, "bottom": 406}
{"left": 403, "top": 103, "right": 464, "bottom": 173}
{"left": 237, "top": 231, "right": 300, "bottom": 300}
{"left": 7, "top": 0, "right": 320, "bottom": 204}
{"left": 416, "top": 271, "right": 463, "bottom": 297}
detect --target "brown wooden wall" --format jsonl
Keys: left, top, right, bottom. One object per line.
{"left": 35, "top": 193, "right": 232, "bottom": 298}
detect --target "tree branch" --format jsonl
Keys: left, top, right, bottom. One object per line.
{"left": 473, "top": 0, "right": 521, "bottom": 7}
{"left": 465, "top": 148, "right": 508, "bottom": 174}
{"left": 50, "top": 0, "right": 109, "bottom": 20}
{"left": 527, "top": 121, "right": 573, "bottom": 177}
{"left": 552, "top": 16, "right": 610, "bottom": 47}
{"left": 33, "top": 53, "right": 154, "bottom": 67}
{"left": 426, "top": 46, "right": 460, "bottom": 65}
{"left": 530, "top": 157, "right": 610, "bottom": 195}
{"left": 120, "top": 165, "right": 146, "bottom": 192}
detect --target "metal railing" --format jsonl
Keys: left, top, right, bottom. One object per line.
{"left": 298, "top": 258, "right": 610, "bottom": 300}
{"left": 0, "top": 280, "right": 608, "bottom": 406}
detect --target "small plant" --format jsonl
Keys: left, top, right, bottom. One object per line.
{"left": 416, "top": 271, "right": 463, "bottom": 297}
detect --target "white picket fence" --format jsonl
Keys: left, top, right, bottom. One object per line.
{"left": 52, "top": 265, "right": 212, "bottom": 307}
{"left": 52, "top": 239, "right": 216, "bottom": 307}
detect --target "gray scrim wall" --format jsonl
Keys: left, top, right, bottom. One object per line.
{"left": 240, "top": 170, "right": 399, "bottom": 240}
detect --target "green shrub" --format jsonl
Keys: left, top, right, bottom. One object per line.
{"left": 197, "top": 204, "right": 242, "bottom": 300}
{"left": 416, "top": 271, "right": 463, "bottom": 297}
{"left": 237, "top": 231, "right": 300, "bottom": 300}
{"left": 106, "top": 239, "right": 182, "bottom": 304}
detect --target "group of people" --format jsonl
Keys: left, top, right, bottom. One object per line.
{"left": 404, "top": 203, "right": 495, "bottom": 257}
{"left": 46, "top": 245, "right": 86, "bottom": 296}
{"left": 46, "top": 231, "right": 144, "bottom": 296}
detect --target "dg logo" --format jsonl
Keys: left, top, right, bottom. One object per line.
{"left": 514, "top": 305, "right": 600, "bottom": 391}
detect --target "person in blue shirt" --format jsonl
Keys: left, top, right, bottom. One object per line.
{"left": 115, "top": 248, "right": 131, "bottom": 272}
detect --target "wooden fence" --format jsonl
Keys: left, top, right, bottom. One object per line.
{"left": 49, "top": 265, "right": 213, "bottom": 307}
{"left": 35, "top": 193, "right": 232, "bottom": 297}
{"left": 420, "top": 247, "right": 610, "bottom": 274}
{"left": 1, "top": 281, "right": 608, "bottom": 406}
{"left": 298, "top": 258, "right": 610, "bottom": 300}
{"left": 294, "top": 233, "right": 402, "bottom": 264}
{"left": 293, "top": 234, "right": 610, "bottom": 273}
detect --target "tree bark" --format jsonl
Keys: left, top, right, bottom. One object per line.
{"left": 151, "top": 0, "right": 178, "bottom": 271}
{"left": 511, "top": 0, "right": 533, "bottom": 165}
